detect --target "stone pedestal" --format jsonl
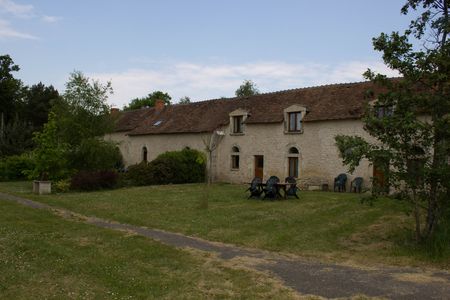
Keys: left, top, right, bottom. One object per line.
{"left": 33, "top": 181, "right": 51, "bottom": 195}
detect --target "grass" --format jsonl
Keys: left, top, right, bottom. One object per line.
{"left": 1, "top": 181, "right": 448, "bottom": 269}
{"left": 0, "top": 199, "right": 297, "bottom": 299}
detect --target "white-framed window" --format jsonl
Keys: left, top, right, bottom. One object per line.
{"left": 231, "top": 146, "right": 240, "bottom": 169}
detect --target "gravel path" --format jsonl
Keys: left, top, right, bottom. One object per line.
{"left": 1, "top": 191, "right": 450, "bottom": 299}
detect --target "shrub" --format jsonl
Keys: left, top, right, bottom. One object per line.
{"left": 126, "top": 148, "right": 206, "bottom": 186}
{"left": 0, "top": 153, "right": 35, "bottom": 181}
{"left": 53, "top": 179, "right": 71, "bottom": 193}
{"left": 69, "top": 138, "right": 123, "bottom": 171}
{"left": 125, "top": 162, "right": 154, "bottom": 186}
{"left": 70, "top": 170, "right": 118, "bottom": 191}
{"left": 30, "top": 111, "right": 70, "bottom": 180}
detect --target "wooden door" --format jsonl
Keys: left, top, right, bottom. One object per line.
{"left": 254, "top": 155, "right": 264, "bottom": 179}
{"left": 288, "top": 157, "right": 299, "bottom": 178}
{"left": 373, "top": 163, "right": 387, "bottom": 193}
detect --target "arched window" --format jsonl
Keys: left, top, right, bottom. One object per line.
{"left": 231, "top": 146, "right": 240, "bottom": 170}
{"left": 289, "top": 147, "right": 299, "bottom": 154}
{"left": 287, "top": 147, "right": 300, "bottom": 178}
{"left": 142, "top": 146, "right": 148, "bottom": 163}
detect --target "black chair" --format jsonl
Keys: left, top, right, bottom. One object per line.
{"left": 284, "top": 176, "right": 299, "bottom": 199}
{"left": 351, "top": 177, "right": 363, "bottom": 193}
{"left": 246, "top": 177, "right": 263, "bottom": 199}
{"left": 334, "top": 173, "right": 347, "bottom": 192}
{"left": 263, "top": 176, "right": 280, "bottom": 199}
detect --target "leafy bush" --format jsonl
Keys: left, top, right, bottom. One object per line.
{"left": 30, "top": 111, "right": 70, "bottom": 180}
{"left": 0, "top": 153, "right": 35, "bottom": 181}
{"left": 53, "top": 179, "right": 71, "bottom": 193}
{"left": 126, "top": 162, "right": 154, "bottom": 186}
{"left": 69, "top": 138, "right": 123, "bottom": 171}
{"left": 126, "top": 148, "right": 206, "bottom": 186}
{"left": 70, "top": 170, "right": 118, "bottom": 191}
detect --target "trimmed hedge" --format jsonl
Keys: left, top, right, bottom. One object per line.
{"left": 126, "top": 148, "right": 206, "bottom": 186}
{"left": 70, "top": 170, "right": 118, "bottom": 191}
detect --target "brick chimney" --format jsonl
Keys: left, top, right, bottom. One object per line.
{"left": 110, "top": 107, "right": 120, "bottom": 117}
{"left": 155, "top": 99, "right": 165, "bottom": 111}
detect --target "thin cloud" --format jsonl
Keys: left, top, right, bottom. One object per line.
{"left": 0, "top": 0, "right": 34, "bottom": 18}
{"left": 89, "top": 61, "right": 399, "bottom": 108}
{"left": 41, "top": 15, "right": 62, "bottom": 23}
{"left": 0, "top": 19, "right": 37, "bottom": 39}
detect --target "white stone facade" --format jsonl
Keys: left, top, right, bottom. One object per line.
{"left": 107, "top": 117, "right": 374, "bottom": 191}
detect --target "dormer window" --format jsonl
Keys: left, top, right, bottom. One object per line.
{"left": 284, "top": 105, "right": 307, "bottom": 134}
{"left": 288, "top": 112, "right": 302, "bottom": 132}
{"left": 229, "top": 108, "right": 249, "bottom": 135}
{"left": 374, "top": 105, "right": 393, "bottom": 118}
{"left": 233, "top": 116, "right": 243, "bottom": 133}
{"left": 369, "top": 99, "right": 394, "bottom": 119}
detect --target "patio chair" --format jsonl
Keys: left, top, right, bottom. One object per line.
{"left": 351, "top": 177, "right": 363, "bottom": 193}
{"left": 284, "top": 176, "right": 299, "bottom": 199}
{"left": 333, "top": 173, "right": 347, "bottom": 192}
{"left": 246, "top": 177, "right": 263, "bottom": 199}
{"left": 263, "top": 176, "right": 280, "bottom": 199}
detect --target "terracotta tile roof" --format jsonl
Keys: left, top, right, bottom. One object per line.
{"left": 114, "top": 108, "right": 153, "bottom": 132}
{"left": 115, "top": 81, "right": 382, "bottom": 136}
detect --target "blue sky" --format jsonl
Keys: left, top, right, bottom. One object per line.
{"left": 1, "top": 0, "right": 411, "bottom": 107}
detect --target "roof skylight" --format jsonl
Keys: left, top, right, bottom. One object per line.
{"left": 153, "top": 120, "right": 162, "bottom": 126}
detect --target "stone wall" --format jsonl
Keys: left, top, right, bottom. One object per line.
{"left": 107, "top": 118, "right": 374, "bottom": 190}
{"left": 215, "top": 119, "right": 372, "bottom": 190}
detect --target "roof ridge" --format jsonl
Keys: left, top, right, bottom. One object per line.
{"left": 120, "top": 106, "right": 154, "bottom": 113}
{"left": 174, "top": 80, "right": 374, "bottom": 106}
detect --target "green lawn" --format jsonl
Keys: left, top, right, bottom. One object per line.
{"left": 1, "top": 181, "right": 448, "bottom": 269}
{"left": 0, "top": 199, "right": 296, "bottom": 299}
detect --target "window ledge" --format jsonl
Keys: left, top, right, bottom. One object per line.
{"left": 230, "top": 168, "right": 240, "bottom": 171}
{"left": 230, "top": 133, "right": 245, "bottom": 136}
{"left": 284, "top": 129, "right": 303, "bottom": 134}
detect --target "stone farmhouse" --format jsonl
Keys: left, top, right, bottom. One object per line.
{"left": 107, "top": 81, "right": 386, "bottom": 190}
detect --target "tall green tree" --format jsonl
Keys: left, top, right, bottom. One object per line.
{"left": 22, "top": 82, "right": 60, "bottom": 131}
{"left": 335, "top": 0, "right": 450, "bottom": 244}
{"left": 0, "top": 55, "right": 30, "bottom": 157}
{"left": 0, "top": 117, "right": 33, "bottom": 157}
{"left": 123, "top": 91, "right": 171, "bottom": 110}
{"left": 29, "top": 111, "right": 69, "bottom": 180}
{"left": 235, "top": 80, "right": 260, "bottom": 97}
{"left": 53, "top": 71, "right": 114, "bottom": 146}
{"left": 0, "top": 55, "right": 23, "bottom": 125}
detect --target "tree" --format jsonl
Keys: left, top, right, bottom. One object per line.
{"left": 0, "top": 116, "right": 33, "bottom": 156}
{"left": 22, "top": 82, "right": 60, "bottom": 131}
{"left": 335, "top": 0, "right": 450, "bottom": 244}
{"left": 235, "top": 80, "right": 260, "bottom": 97}
{"left": 48, "top": 71, "right": 121, "bottom": 174}
{"left": 0, "top": 55, "right": 23, "bottom": 125}
{"left": 123, "top": 91, "right": 172, "bottom": 110}
{"left": 179, "top": 96, "right": 191, "bottom": 104}
{"left": 53, "top": 71, "right": 114, "bottom": 146}
{"left": 29, "top": 111, "right": 69, "bottom": 180}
